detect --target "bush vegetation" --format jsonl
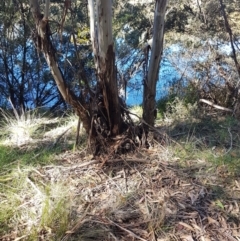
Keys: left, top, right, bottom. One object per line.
{"left": 0, "top": 102, "right": 239, "bottom": 240}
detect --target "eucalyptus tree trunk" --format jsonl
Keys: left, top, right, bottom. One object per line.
{"left": 29, "top": 0, "right": 91, "bottom": 132}
{"left": 219, "top": 0, "right": 240, "bottom": 78}
{"left": 30, "top": 0, "right": 124, "bottom": 155}
{"left": 88, "top": 0, "right": 121, "bottom": 135}
{"left": 143, "top": 0, "right": 168, "bottom": 127}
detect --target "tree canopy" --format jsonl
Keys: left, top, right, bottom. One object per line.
{"left": 0, "top": 0, "right": 239, "bottom": 152}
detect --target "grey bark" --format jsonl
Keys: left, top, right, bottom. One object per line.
{"left": 143, "top": 0, "right": 168, "bottom": 127}
{"left": 88, "top": 0, "right": 121, "bottom": 135}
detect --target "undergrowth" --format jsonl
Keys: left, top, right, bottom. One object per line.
{"left": 0, "top": 110, "right": 78, "bottom": 240}
{"left": 0, "top": 103, "right": 240, "bottom": 240}
{"left": 160, "top": 97, "right": 240, "bottom": 176}
{"left": 0, "top": 163, "right": 71, "bottom": 240}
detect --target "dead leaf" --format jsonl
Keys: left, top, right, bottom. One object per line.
{"left": 180, "top": 234, "right": 194, "bottom": 241}
{"left": 207, "top": 216, "right": 219, "bottom": 225}
{"left": 178, "top": 222, "right": 195, "bottom": 232}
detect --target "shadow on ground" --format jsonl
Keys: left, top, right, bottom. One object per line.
{"left": 0, "top": 115, "right": 240, "bottom": 240}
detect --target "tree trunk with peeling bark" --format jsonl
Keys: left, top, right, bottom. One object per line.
{"left": 88, "top": 0, "right": 121, "bottom": 135}
{"left": 143, "top": 0, "right": 168, "bottom": 127}
{"left": 29, "top": 0, "right": 91, "bottom": 133}
{"left": 29, "top": 0, "right": 168, "bottom": 155}
{"left": 30, "top": 0, "right": 124, "bottom": 155}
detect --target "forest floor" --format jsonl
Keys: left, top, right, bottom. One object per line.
{"left": 0, "top": 107, "right": 240, "bottom": 241}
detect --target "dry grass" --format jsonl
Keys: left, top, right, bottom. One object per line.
{"left": 1, "top": 145, "right": 240, "bottom": 240}
{"left": 0, "top": 109, "right": 240, "bottom": 240}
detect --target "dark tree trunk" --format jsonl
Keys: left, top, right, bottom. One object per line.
{"left": 29, "top": 0, "right": 167, "bottom": 155}
{"left": 219, "top": 0, "right": 240, "bottom": 78}
{"left": 30, "top": 0, "right": 91, "bottom": 133}
{"left": 30, "top": 0, "right": 125, "bottom": 155}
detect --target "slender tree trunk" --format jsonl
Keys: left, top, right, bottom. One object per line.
{"left": 88, "top": 0, "right": 121, "bottom": 135}
{"left": 143, "top": 0, "right": 168, "bottom": 127}
{"left": 219, "top": 0, "right": 240, "bottom": 78}
{"left": 20, "top": 20, "right": 27, "bottom": 112}
{"left": 29, "top": 0, "right": 91, "bottom": 132}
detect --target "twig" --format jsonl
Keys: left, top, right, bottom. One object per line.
{"left": 52, "top": 127, "right": 71, "bottom": 147}
{"left": 171, "top": 132, "right": 187, "bottom": 137}
{"left": 123, "top": 168, "right": 128, "bottom": 192}
{"left": 26, "top": 177, "right": 42, "bottom": 195}
{"left": 75, "top": 116, "right": 82, "bottom": 145}
{"left": 13, "top": 234, "right": 28, "bottom": 241}
{"left": 44, "top": 0, "right": 50, "bottom": 20}
{"left": 123, "top": 107, "right": 182, "bottom": 147}
{"left": 106, "top": 218, "right": 148, "bottom": 241}
{"left": 216, "top": 228, "right": 238, "bottom": 241}
{"left": 199, "top": 99, "right": 233, "bottom": 112}
{"left": 0, "top": 234, "right": 28, "bottom": 241}
{"left": 107, "top": 159, "right": 149, "bottom": 163}
{"left": 75, "top": 159, "right": 99, "bottom": 168}
{"left": 123, "top": 107, "right": 163, "bottom": 134}
{"left": 43, "top": 160, "right": 99, "bottom": 170}
{"left": 225, "top": 127, "right": 233, "bottom": 155}
{"left": 61, "top": 204, "right": 91, "bottom": 241}
{"left": 8, "top": 97, "right": 20, "bottom": 121}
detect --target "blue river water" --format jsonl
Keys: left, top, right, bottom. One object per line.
{"left": 126, "top": 58, "right": 179, "bottom": 106}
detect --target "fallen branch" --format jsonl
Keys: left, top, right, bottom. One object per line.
{"left": 75, "top": 116, "right": 82, "bottom": 145}
{"left": 107, "top": 158, "right": 149, "bottom": 163}
{"left": 199, "top": 99, "right": 233, "bottom": 113}
{"left": 43, "top": 159, "right": 99, "bottom": 170}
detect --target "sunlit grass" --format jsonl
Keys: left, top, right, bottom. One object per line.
{"left": 0, "top": 108, "right": 51, "bottom": 145}
{"left": 0, "top": 109, "right": 79, "bottom": 239}
{"left": 0, "top": 105, "right": 240, "bottom": 239}
{"left": 40, "top": 184, "right": 70, "bottom": 239}
{"left": 0, "top": 145, "right": 19, "bottom": 168}
{"left": 128, "top": 105, "right": 143, "bottom": 121}
{"left": 0, "top": 162, "right": 71, "bottom": 239}
{"left": 0, "top": 145, "right": 63, "bottom": 169}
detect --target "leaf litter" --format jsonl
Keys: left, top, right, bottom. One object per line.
{"left": 0, "top": 143, "right": 240, "bottom": 241}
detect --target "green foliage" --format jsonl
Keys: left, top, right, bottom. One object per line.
{"left": 0, "top": 145, "right": 19, "bottom": 168}
{"left": 157, "top": 96, "right": 198, "bottom": 122}
{"left": 168, "top": 114, "right": 240, "bottom": 177}
{"left": 165, "top": 7, "right": 189, "bottom": 33}
{"left": 0, "top": 163, "right": 70, "bottom": 239}
{"left": 0, "top": 144, "right": 61, "bottom": 169}
{"left": 76, "top": 27, "right": 91, "bottom": 45}
{"left": 113, "top": 2, "right": 152, "bottom": 48}
{"left": 0, "top": 111, "right": 239, "bottom": 239}
{"left": 0, "top": 111, "right": 85, "bottom": 239}
{"left": 0, "top": 195, "right": 21, "bottom": 235}
{"left": 182, "top": 83, "right": 199, "bottom": 105}
{"left": 156, "top": 94, "right": 177, "bottom": 118}
{"left": 156, "top": 81, "right": 200, "bottom": 120}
